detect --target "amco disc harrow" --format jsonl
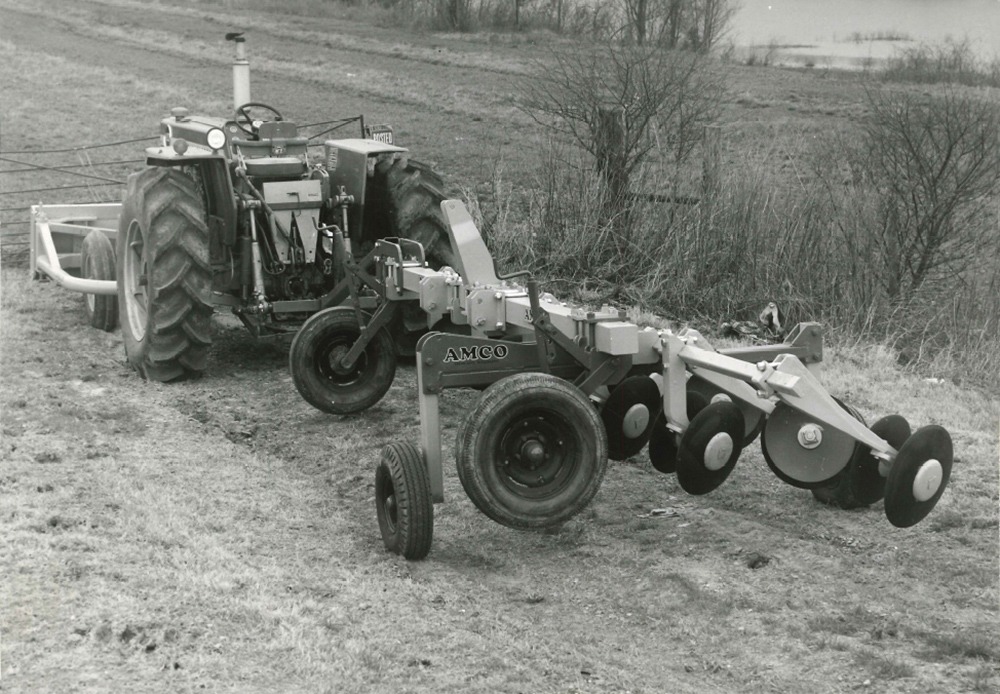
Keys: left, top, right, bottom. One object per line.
{"left": 274, "top": 200, "right": 956, "bottom": 560}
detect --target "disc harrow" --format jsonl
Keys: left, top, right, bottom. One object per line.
{"left": 285, "top": 200, "right": 956, "bottom": 560}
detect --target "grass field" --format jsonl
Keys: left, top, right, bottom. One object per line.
{"left": 1, "top": 1, "right": 998, "bottom": 692}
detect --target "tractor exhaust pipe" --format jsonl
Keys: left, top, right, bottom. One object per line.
{"left": 226, "top": 32, "right": 250, "bottom": 110}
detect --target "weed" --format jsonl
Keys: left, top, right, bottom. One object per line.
{"left": 853, "top": 650, "right": 916, "bottom": 680}
{"left": 919, "top": 629, "right": 1000, "bottom": 662}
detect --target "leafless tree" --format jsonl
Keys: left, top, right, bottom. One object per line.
{"left": 520, "top": 43, "right": 723, "bottom": 206}
{"left": 620, "top": 0, "right": 735, "bottom": 50}
{"left": 857, "top": 86, "right": 1000, "bottom": 300}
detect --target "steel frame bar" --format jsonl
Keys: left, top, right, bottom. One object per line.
{"left": 30, "top": 204, "right": 120, "bottom": 295}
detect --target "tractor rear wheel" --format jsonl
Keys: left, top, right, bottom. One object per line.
{"left": 81, "top": 229, "right": 118, "bottom": 331}
{"left": 366, "top": 156, "right": 455, "bottom": 269}
{"left": 116, "top": 168, "right": 213, "bottom": 382}
{"left": 455, "top": 373, "right": 608, "bottom": 529}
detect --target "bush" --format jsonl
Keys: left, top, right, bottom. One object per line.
{"left": 882, "top": 38, "right": 1000, "bottom": 88}
{"left": 468, "top": 129, "right": 1000, "bottom": 385}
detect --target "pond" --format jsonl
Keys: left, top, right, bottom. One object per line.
{"left": 731, "top": 0, "right": 1000, "bottom": 68}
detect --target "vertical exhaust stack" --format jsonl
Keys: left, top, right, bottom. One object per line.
{"left": 226, "top": 32, "right": 250, "bottom": 110}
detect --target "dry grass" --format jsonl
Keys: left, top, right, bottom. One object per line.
{"left": 1, "top": 1, "right": 999, "bottom": 692}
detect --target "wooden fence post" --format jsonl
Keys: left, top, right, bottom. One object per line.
{"left": 701, "top": 124, "right": 721, "bottom": 227}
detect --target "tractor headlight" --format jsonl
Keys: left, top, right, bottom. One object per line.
{"left": 206, "top": 128, "right": 227, "bottom": 151}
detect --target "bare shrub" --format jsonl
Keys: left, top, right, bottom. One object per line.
{"left": 883, "top": 38, "right": 1000, "bottom": 88}
{"left": 852, "top": 86, "right": 1000, "bottom": 302}
{"left": 621, "top": 0, "right": 737, "bottom": 50}
{"left": 436, "top": 0, "right": 474, "bottom": 30}
{"left": 519, "top": 43, "right": 723, "bottom": 210}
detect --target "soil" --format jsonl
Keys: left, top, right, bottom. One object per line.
{"left": 1, "top": 1, "right": 997, "bottom": 693}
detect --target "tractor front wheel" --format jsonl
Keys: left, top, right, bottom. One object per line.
{"left": 455, "top": 373, "right": 608, "bottom": 529}
{"left": 116, "top": 168, "right": 213, "bottom": 381}
{"left": 290, "top": 307, "right": 397, "bottom": 414}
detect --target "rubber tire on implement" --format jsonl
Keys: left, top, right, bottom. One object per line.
{"left": 289, "top": 307, "right": 396, "bottom": 415}
{"left": 812, "top": 413, "right": 910, "bottom": 509}
{"left": 116, "top": 168, "right": 213, "bottom": 382}
{"left": 455, "top": 373, "right": 609, "bottom": 529}
{"left": 81, "top": 229, "right": 118, "bottom": 331}
{"left": 375, "top": 442, "right": 434, "bottom": 560}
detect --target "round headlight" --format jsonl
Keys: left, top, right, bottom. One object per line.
{"left": 206, "top": 128, "right": 227, "bottom": 150}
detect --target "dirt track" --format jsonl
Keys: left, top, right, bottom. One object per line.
{"left": 1, "top": 2, "right": 998, "bottom": 693}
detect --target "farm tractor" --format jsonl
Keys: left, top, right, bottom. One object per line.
{"left": 28, "top": 35, "right": 955, "bottom": 563}
{"left": 30, "top": 32, "right": 452, "bottom": 386}
{"left": 288, "top": 200, "right": 955, "bottom": 560}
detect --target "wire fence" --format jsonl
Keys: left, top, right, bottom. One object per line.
{"left": 1, "top": 117, "right": 365, "bottom": 249}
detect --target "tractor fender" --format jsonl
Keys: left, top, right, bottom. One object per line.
{"left": 143, "top": 147, "right": 238, "bottom": 257}
{"left": 327, "top": 138, "right": 407, "bottom": 156}
{"left": 145, "top": 143, "right": 227, "bottom": 165}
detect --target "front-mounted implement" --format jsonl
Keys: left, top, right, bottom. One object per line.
{"left": 289, "top": 200, "right": 955, "bottom": 560}
{"left": 29, "top": 33, "right": 452, "bottom": 381}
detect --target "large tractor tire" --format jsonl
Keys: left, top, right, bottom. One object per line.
{"left": 366, "top": 157, "right": 455, "bottom": 269}
{"left": 116, "top": 167, "right": 213, "bottom": 382}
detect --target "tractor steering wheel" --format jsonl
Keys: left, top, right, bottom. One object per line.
{"left": 234, "top": 102, "right": 284, "bottom": 137}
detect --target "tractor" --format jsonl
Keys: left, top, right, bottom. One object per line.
{"left": 85, "top": 33, "right": 452, "bottom": 386}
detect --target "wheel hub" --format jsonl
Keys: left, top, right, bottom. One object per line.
{"left": 328, "top": 344, "right": 355, "bottom": 375}
{"left": 621, "top": 404, "right": 650, "bottom": 439}
{"left": 520, "top": 440, "right": 547, "bottom": 466}
{"left": 703, "top": 432, "right": 734, "bottom": 471}
{"left": 384, "top": 493, "right": 397, "bottom": 529}
{"left": 912, "top": 458, "right": 943, "bottom": 502}
{"left": 500, "top": 415, "right": 570, "bottom": 489}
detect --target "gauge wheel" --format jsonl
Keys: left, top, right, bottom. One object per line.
{"left": 455, "top": 373, "right": 608, "bottom": 529}
{"left": 290, "top": 307, "right": 397, "bottom": 414}
{"left": 375, "top": 442, "right": 433, "bottom": 560}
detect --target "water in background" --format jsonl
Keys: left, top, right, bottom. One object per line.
{"left": 731, "top": 0, "right": 1000, "bottom": 69}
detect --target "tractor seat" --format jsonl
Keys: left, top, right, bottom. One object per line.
{"left": 231, "top": 121, "right": 309, "bottom": 179}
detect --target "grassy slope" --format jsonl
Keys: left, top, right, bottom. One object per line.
{"left": 1, "top": 1, "right": 998, "bottom": 692}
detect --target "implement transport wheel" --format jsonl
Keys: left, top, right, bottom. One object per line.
{"left": 81, "top": 229, "right": 118, "bottom": 331}
{"left": 375, "top": 442, "right": 433, "bottom": 560}
{"left": 813, "top": 414, "right": 911, "bottom": 509}
{"left": 687, "top": 375, "right": 765, "bottom": 446}
{"left": 761, "top": 400, "right": 858, "bottom": 489}
{"left": 676, "top": 401, "right": 745, "bottom": 495}
{"left": 647, "top": 391, "right": 708, "bottom": 475}
{"left": 116, "top": 168, "right": 213, "bottom": 382}
{"left": 290, "top": 307, "right": 396, "bottom": 415}
{"left": 601, "top": 375, "right": 662, "bottom": 461}
{"left": 884, "top": 425, "right": 953, "bottom": 528}
{"left": 456, "top": 373, "right": 608, "bottom": 529}
{"left": 366, "top": 156, "right": 455, "bottom": 269}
